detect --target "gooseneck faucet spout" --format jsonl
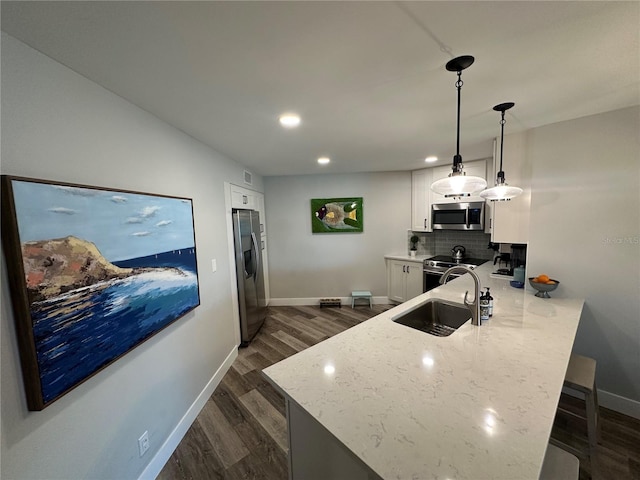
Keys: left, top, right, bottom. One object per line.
{"left": 439, "top": 266, "right": 482, "bottom": 326}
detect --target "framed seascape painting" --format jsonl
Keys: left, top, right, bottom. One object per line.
{"left": 311, "top": 197, "right": 363, "bottom": 233}
{"left": 1, "top": 175, "right": 200, "bottom": 410}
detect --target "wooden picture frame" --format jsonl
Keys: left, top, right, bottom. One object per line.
{"left": 1, "top": 175, "right": 200, "bottom": 410}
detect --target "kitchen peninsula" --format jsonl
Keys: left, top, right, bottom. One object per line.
{"left": 263, "top": 263, "right": 585, "bottom": 479}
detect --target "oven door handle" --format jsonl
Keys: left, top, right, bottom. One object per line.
{"left": 465, "top": 208, "right": 470, "bottom": 229}
{"left": 424, "top": 270, "right": 461, "bottom": 278}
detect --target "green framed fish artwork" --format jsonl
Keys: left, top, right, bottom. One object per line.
{"left": 311, "top": 197, "right": 363, "bottom": 233}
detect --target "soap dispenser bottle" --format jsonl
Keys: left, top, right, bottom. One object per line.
{"left": 480, "top": 290, "right": 490, "bottom": 323}
{"left": 486, "top": 288, "right": 493, "bottom": 317}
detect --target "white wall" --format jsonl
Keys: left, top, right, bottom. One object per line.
{"left": 264, "top": 172, "right": 410, "bottom": 302}
{"left": 1, "top": 33, "right": 261, "bottom": 479}
{"left": 527, "top": 106, "right": 640, "bottom": 411}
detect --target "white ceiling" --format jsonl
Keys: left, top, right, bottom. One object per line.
{"left": 2, "top": 1, "right": 639, "bottom": 176}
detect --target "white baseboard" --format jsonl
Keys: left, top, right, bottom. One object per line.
{"left": 138, "top": 346, "right": 238, "bottom": 480}
{"left": 562, "top": 386, "right": 640, "bottom": 419}
{"left": 598, "top": 389, "right": 640, "bottom": 419}
{"left": 269, "top": 296, "right": 389, "bottom": 307}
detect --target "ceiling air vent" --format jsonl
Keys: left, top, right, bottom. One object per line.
{"left": 243, "top": 170, "right": 253, "bottom": 186}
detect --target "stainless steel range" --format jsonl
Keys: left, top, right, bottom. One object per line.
{"left": 423, "top": 255, "right": 488, "bottom": 292}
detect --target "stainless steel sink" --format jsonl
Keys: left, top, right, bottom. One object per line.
{"left": 393, "top": 299, "right": 471, "bottom": 337}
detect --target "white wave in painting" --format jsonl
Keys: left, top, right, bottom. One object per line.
{"left": 102, "top": 269, "right": 197, "bottom": 317}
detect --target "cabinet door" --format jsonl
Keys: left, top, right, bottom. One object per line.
{"left": 256, "top": 194, "right": 266, "bottom": 236}
{"left": 256, "top": 194, "right": 270, "bottom": 305}
{"left": 387, "top": 260, "right": 407, "bottom": 303}
{"left": 464, "top": 160, "right": 487, "bottom": 183}
{"left": 231, "top": 188, "right": 255, "bottom": 209}
{"left": 429, "top": 165, "right": 457, "bottom": 205}
{"left": 405, "top": 262, "right": 424, "bottom": 301}
{"left": 411, "top": 169, "right": 432, "bottom": 231}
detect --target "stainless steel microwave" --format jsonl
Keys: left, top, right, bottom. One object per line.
{"left": 432, "top": 202, "right": 485, "bottom": 231}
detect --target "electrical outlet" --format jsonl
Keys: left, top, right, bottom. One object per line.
{"left": 138, "top": 431, "right": 150, "bottom": 457}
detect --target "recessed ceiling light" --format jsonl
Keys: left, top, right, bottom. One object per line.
{"left": 278, "top": 113, "right": 301, "bottom": 128}
{"left": 317, "top": 157, "right": 330, "bottom": 165}
{"left": 425, "top": 156, "right": 438, "bottom": 163}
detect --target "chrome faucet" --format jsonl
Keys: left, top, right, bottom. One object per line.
{"left": 439, "top": 266, "right": 482, "bottom": 326}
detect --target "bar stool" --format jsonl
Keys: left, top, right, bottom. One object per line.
{"left": 540, "top": 444, "right": 579, "bottom": 480}
{"left": 551, "top": 353, "right": 600, "bottom": 460}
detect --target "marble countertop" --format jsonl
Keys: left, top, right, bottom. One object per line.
{"left": 263, "top": 263, "right": 584, "bottom": 480}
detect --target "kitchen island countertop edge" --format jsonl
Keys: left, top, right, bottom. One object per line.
{"left": 262, "top": 262, "right": 584, "bottom": 480}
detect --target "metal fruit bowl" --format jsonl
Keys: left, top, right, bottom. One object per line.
{"left": 528, "top": 277, "right": 560, "bottom": 298}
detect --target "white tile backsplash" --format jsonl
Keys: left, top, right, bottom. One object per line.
{"left": 408, "top": 230, "right": 493, "bottom": 260}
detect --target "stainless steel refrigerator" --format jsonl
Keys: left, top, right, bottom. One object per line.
{"left": 232, "top": 209, "right": 266, "bottom": 346}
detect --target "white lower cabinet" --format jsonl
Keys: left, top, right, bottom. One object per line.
{"left": 387, "top": 259, "right": 423, "bottom": 303}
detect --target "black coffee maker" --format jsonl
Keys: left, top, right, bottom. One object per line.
{"left": 510, "top": 244, "right": 527, "bottom": 274}
{"left": 489, "top": 242, "right": 526, "bottom": 275}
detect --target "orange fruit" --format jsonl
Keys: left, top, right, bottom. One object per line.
{"left": 537, "top": 274, "right": 550, "bottom": 283}
{"left": 545, "top": 280, "right": 556, "bottom": 285}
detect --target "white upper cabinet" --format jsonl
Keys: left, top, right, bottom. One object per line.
{"left": 486, "top": 132, "right": 531, "bottom": 244}
{"left": 230, "top": 185, "right": 258, "bottom": 210}
{"left": 411, "top": 169, "right": 432, "bottom": 232}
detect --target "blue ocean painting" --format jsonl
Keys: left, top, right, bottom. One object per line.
{"left": 9, "top": 179, "right": 200, "bottom": 406}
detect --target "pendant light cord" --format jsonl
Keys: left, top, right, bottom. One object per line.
{"left": 454, "top": 71, "right": 463, "bottom": 170}
{"left": 499, "top": 111, "right": 505, "bottom": 170}
{"left": 497, "top": 111, "right": 506, "bottom": 183}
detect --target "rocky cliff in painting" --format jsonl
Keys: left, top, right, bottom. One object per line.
{"left": 21, "top": 236, "right": 135, "bottom": 303}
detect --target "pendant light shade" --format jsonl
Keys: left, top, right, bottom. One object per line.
{"left": 479, "top": 183, "right": 523, "bottom": 201}
{"left": 480, "top": 102, "right": 523, "bottom": 201}
{"left": 431, "top": 174, "right": 488, "bottom": 198}
{"left": 431, "top": 55, "right": 487, "bottom": 198}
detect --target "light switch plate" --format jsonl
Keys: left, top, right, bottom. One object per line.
{"left": 211, "top": 259, "right": 217, "bottom": 273}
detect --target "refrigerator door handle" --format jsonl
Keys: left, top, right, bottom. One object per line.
{"left": 251, "top": 231, "right": 261, "bottom": 282}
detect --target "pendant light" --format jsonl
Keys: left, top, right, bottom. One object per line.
{"left": 431, "top": 55, "right": 487, "bottom": 198}
{"left": 480, "top": 102, "right": 523, "bottom": 201}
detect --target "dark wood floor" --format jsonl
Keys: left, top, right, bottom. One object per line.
{"left": 157, "top": 305, "right": 640, "bottom": 480}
